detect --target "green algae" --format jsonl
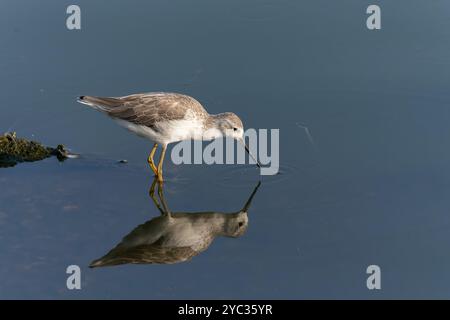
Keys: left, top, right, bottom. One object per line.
{"left": 0, "top": 132, "right": 69, "bottom": 168}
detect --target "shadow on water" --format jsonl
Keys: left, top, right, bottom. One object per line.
{"left": 89, "top": 178, "right": 261, "bottom": 268}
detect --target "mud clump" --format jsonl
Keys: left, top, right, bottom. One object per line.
{"left": 0, "top": 132, "right": 69, "bottom": 168}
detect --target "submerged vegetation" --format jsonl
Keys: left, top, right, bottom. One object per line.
{"left": 0, "top": 132, "right": 68, "bottom": 167}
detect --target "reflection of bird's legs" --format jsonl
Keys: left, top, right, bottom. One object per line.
{"left": 156, "top": 144, "right": 167, "bottom": 183}
{"left": 157, "top": 181, "right": 172, "bottom": 217}
{"left": 149, "top": 177, "right": 158, "bottom": 198}
{"left": 149, "top": 178, "right": 164, "bottom": 215}
{"left": 147, "top": 143, "right": 158, "bottom": 175}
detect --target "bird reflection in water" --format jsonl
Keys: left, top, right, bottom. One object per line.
{"left": 90, "top": 179, "right": 261, "bottom": 267}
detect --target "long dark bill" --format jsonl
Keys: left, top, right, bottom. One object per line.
{"left": 244, "top": 142, "right": 261, "bottom": 168}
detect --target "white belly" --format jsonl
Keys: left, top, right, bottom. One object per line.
{"left": 114, "top": 119, "right": 204, "bottom": 145}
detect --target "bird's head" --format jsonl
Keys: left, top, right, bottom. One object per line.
{"left": 223, "top": 212, "right": 249, "bottom": 238}
{"left": 222, "top": 181, "right": 261, "bottom": 238}
{"left": 213, "top": 112, "right": 245, "bottom": 140}
{"left": 206, "top": 112, "right": 260, "bottom": 167}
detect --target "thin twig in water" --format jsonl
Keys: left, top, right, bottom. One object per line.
{"left": 295, "top": 122, "right": 316, "bottom": 149}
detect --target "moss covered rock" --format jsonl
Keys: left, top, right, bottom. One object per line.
{"left": 0, "top": 132, "right": 68, "bottom": 167}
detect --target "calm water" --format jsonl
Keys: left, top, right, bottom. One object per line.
{"left": 2, "top": 0, "right": 450, "bottom": 299}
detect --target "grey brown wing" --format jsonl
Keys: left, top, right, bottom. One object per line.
{"left": 89, "top": 244, "right": 199, "bottom": 267}
{"left": 107, "top": 93, "right": 207, "bottom": 130}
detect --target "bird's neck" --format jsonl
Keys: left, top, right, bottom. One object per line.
{"left": 202, "top": 114, "right": 223, "bottom": 140}
{"left": 189, "top": 213, "right": 230, "bottom": 236}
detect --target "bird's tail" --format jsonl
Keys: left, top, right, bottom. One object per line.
{"left": 77, "top": 95, "right": 123, "bottom": 112}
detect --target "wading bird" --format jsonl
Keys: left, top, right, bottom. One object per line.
{"left": 78, "top": 92, "right": 260, "bottom": 182}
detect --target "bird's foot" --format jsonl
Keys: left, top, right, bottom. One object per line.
{"left": 150, "top": 169, "right": 163, "bottom": 183}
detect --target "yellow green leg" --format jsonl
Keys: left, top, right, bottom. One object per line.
{"left": 147, "top": 143, "right": 158, "bottom": 175}
{"left": 156, "top": 145, "right": 167, "bottom": 183}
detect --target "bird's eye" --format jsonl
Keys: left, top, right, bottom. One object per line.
{"left": 233, "top": 128, "right": 238, "bottom": 131}
{"left": 238, "top": 222, "right": 244, "bottom": 227}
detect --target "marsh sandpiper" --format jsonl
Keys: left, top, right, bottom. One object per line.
{"left": 78, "top": 92, "right": 260, "bottom": 182}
